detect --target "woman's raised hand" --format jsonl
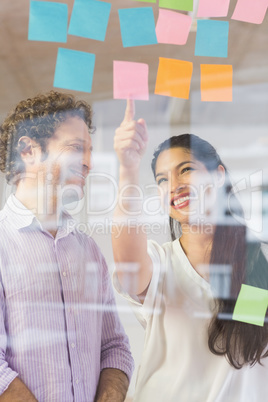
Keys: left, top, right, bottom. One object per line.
{"left": 114, "top": 99, "right": 148, "bottom": 170}
{"left": 112, "top": 99, "right": 153, "bottom": 297}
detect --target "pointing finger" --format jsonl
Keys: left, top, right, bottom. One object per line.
{"left": 123, "top": 99, "right": 135, "bottom": 123}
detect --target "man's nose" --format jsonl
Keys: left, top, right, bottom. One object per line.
{"left": 82, "top": 148, "right": 93, "bottom": 174}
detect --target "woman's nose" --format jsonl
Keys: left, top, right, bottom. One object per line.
{"left": 170, "top": 174, "right": 187, "bottom": 194}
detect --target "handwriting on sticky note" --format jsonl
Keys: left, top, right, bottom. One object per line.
{"left": 54, "top": 48, "right": 95, "bottom": 93}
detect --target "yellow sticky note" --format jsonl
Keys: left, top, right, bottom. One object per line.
{"left": 155, "top": 57, "right": 193, "bottom": 99}
{"left": 200, "top": 64, "right": 233, "bottom": 102}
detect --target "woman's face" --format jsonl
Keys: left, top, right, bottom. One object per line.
{"left": 154, "top": 147, "right": 225, "bottom": 226}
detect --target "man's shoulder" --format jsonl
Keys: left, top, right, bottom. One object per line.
{"left": 0, "top": 210, "right": 13, "bottom": 254}
{"left": 0, "top": 209, "right": 8, "bottom": 228}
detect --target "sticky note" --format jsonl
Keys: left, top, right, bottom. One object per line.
{"left": 28, "top": 1, "right": 68, "bottom": 42}
{"left": 159, "top": 0, "right": 193, "bottom": 12}
{"left": 233, "top": 284, "right": 268, "bottom": 327}
{"left": 195, "top": 20, "right": 229, "bottom": 58}
{"left": 197, "top": 0, "right": 230, "bottom": 18}
{"left": 54, "top": 48, "right": 95, "bottom": 93}
{"left": 134, "top": 0, "right": 156, "bottom": 2}
{"left": 232, "top": 0, "right": 268, "bottom": 24}
{"left": 200, "top": 64, "right": 232, "bottom": 102}
{"left": 155, "top": 58, "right": 193, "bottom": 99}
{"left": 118, "top": 7, "right": 158, "bottom": 47}
{"left": 113, "top": 61, "right": 149, "bottom": 100}
{"left": 156, "top": 9, "right": 192, "bottom": 45}
{"left": 68, "top": 0, "right": 111, "bottom": 41}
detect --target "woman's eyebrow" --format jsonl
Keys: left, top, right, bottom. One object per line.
{"left": 155, "top": 161, "right": 195, "bottom": 179}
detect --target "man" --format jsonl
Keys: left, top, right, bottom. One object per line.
{"left": 0, "top": 91, "right": 134, "bottom": 401}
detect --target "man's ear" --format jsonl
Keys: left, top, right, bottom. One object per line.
{"left": 18, "top": 136, "right": 35, "bottom": 163}
{"left": 216, "top": 164, "right": 226, "bottom": 188}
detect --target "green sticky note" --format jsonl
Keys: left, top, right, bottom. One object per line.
{"left": 233, "top": 284, "right": 268, "bottom": 327}
{"left": 159, "top": 0, "right": 193, "bottom": 12}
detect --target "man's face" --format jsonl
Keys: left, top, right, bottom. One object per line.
{"left": 35, "top": 116, "right": 92, "bottom": 202}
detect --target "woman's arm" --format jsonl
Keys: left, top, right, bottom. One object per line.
{"left": 112, "top": 100, "right": 153, "bottom": 297}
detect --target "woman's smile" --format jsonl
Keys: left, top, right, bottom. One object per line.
{"left": 171, "top": 192, "right": 191, "bottom": 209}
{"left": 155, "top": 147, "right": 223, "bottom": 224}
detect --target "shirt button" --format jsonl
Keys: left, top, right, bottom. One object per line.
{"left": 76, "top": 379, "right": 79, "bottom": 384}
{"left": 71, "top": 343, "right": 75, "bottom": 348}
{"left": 62, "top": 271, "right": 67, "bottom": 277}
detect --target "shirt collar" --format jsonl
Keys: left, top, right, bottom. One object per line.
{"left": 3, "top": 194, "right": 77, "bottom": 236}
{"left": 4, "top": 194, "right": 37, "bottom": 230}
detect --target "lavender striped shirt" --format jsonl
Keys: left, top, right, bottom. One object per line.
{"left": 0, "top": 195, "right": 133, "bottom": 401}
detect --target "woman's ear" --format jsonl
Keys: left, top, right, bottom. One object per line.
{"left": 216, "top": 164, "right": 225, "bottom": 188}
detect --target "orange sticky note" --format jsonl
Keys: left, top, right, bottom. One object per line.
{"left": 155, "top": 57, "right": 193, "bottom": 99}
{"left": 200, "top": 64, "right": 233, "bottom": 102}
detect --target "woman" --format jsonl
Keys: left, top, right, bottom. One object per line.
{"left": 112, "top": 100, "right": 268, "bottom": 402}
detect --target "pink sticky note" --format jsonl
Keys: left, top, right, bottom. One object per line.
{"left": 113, "top": 61, "right": 149, "bottom": 100}
{"left": 197, "top": 0, "right": 230, "bottom": 18}
{"left": 232, "top": 0, "right": 268, "bottom": 24}
{"left": 156, "top": 9, "right": 192, "bottom": 45}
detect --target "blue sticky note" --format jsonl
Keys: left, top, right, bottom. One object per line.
{"left": 118, "top": 7, "right": 158, "bottom": 47}
{"left": 68, "top": 0, "right": 111, "bottom": 41}
{"left": 28, "top": 1, "right": 68, "bottom": 42}
{"left": 195, "top": 20, "right": 229, "bottom": 58}
{"left": 54, "top": 48, "right": 95, "bottom": 93}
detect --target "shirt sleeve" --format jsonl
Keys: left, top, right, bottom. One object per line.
{"left": 0, "top": 277, "right": 19, "bottom": 394}
{"left": 113, "top": 240, "right": 165, "bottom": 327}
{"left": 98, "top": 252, "right": 134, "bottom": 382}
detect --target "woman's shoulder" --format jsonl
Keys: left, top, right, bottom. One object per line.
{"left": 148, "top": 238, "right": 176, "bottom": 255}
{"left": 147, "top": 238, "right": 183, "bottom": 267}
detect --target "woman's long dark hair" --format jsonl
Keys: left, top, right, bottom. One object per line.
{"left": 151, "top": 134, "right": 268, "bottom": 369}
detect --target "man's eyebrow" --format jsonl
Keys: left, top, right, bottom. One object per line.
{"left": 155, "top": 161, "right": 195, "bottom": 179}
{"left": 64, "top": 137, "right": 93, "bottom": 151}
{"left": 73, "top": 137, "right": 89, "bottom": 144}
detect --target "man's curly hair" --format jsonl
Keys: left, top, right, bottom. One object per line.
{"left": 0, "top": 91, "right": 93, "bottom": 184}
